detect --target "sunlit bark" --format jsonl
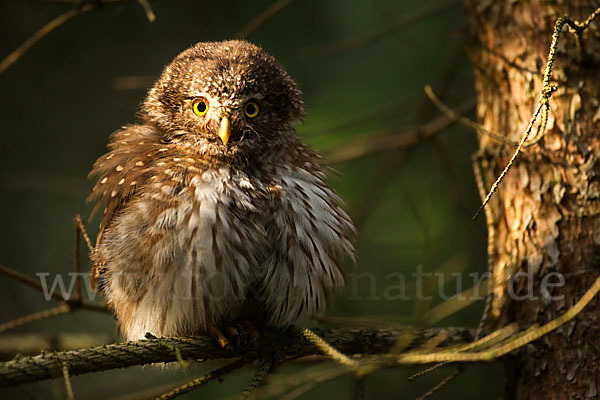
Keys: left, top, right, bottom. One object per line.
{"left": 464, "top": 1, "right": 600, "bottom": 398}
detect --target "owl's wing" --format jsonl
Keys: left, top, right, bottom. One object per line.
{"left": 87, "top": 124, "right": 166, "bottom": 290}
{"left": 261, "top": 158, "right": 355, "bottom": 326}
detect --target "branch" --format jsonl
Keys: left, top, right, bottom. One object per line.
{"left": 0, "top": 264, "right": 107, "bottom": 313}
{"left": 0, "top": 215, "right": 106, "bottom": 335}
{"left": 343, "top": 45, "right": 471, "bottom": 233}
{"left": 136, "top": 0, "right": 156, "bottom": 22}
{"left": 237, "top": 0, "right": 298, "bottom": 39}
{"left": 0, "top": 4, "right": 96, "bottom": 75}
{"left": 302, "top": 0, "right": 459, "bottom": 57}
{"left": 326, "top": 98, "right": 476, "bottom": 163}
{"left": 0, "top": 265, "right": 58, "bottom": 300}
{"left": 0, "top": 305, "right": 71, "bottom": 335}
{"left": 0, "top": 327, "right": 475, "bottom": 388}
{"left": 0, "top": 0, "right": 155, "bottom": 76}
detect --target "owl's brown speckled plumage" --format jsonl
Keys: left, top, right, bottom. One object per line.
{"left": 87, "top": 40, "right": 355, "bottom": 341}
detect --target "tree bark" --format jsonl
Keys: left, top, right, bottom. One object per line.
{"left": 464, "top": 1, "right": 600, "bottom": 398}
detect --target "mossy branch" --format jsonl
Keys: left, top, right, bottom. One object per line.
{"left": 0, "top": 327, "right": 474, "bottom": 388}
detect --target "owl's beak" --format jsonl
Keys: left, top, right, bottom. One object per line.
{"left": 217, "top": 115, "right": 230, "bottom": 145}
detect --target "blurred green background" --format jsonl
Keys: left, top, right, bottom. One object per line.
{"left": 0, "top": 0, "right": 502, "bottom": 398}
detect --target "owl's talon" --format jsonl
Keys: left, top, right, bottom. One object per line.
{"left": 224, "top": 326, "right": 239, "bottom": 337}
{"left": 240, "top": 320, "right": 261, "bottom": 341}
{"left": 224, "top": 326, "right": 241, "bottom": 346}
{"left": 207, "top": 325, "right": 231, "bottom": 350}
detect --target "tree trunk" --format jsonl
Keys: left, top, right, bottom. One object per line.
{"left": 464, "top": 1, "right": 600, "bottom": 398}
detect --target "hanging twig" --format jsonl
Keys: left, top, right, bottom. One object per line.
{"left": 472, "top": 101, "right": 545, "bottom": 219}
{"left": 468, "top": 8, "right": 599, "bottom": 218}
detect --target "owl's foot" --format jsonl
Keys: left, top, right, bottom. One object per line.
{"left": 239, "top": 320, "right": 261, "bottom": 341}
{"left": 207, "top": 322, "right": 262, "bottom": 350}
{"left": 225, "top": 326, "right": 245, "bottom": 347}
{"left": 222, "top": 323, "right": 253, "bottom": 347}
{"left": 206, "top": 325, "right": 231, "bottom": 350}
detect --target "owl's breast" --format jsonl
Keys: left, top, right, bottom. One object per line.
{"left": 94, "top": 163, "right": 278, "bottom": 339}
{"left": 166, "top": 166, "right": 271, "bottom": 270}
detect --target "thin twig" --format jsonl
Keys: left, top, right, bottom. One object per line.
{"left": 277, "top": 364, "right": 350, "bottom": 400}
{"left": 443, "top": 323, "right": 519, "bottom": 354}
{"left": 62, "top": 363, "right": 75, "bottom": 400}
{"left": 415, "top": 367, "right": 463, "bottom": 400}
{"left": 301, "top": 328, "right": 358, "bottom": 368}
{"left": 0, "top": 264, "right": 106, "bottom": 313}
{"left": 75, "top": 215, "right": 93, "bottom": 254}
{"left": 354, "top": 375, "right": 366, "bottom": 400}
{"left": 0, "top": 305, "right": 71, "bottom": 334}
{"left": 476, "top": 44, "right": 568, "bottom": 86}
{"left": 344, "top": 46, "right": 469, "bottom": 233}
{"left": 237, "top": 359, "right": 274, "bottom": 400}
{"left": 17, "top": 386, "right": 40, "bottom": 400}
{"left": 424, "top": 85, "right": 524, "bottom": 147}
{"left": 106, "top": 376, "right": 208, "bottom": 400}
{"left": 0, "top": 265, "right": 55, "bottom": 298}
{"left": 0, "top": 215, "right": 103, "bottom": 335}
{"left": 472, "top": 102, "right": 544, "bottom": 219}
{"left": 333, "top": 276, "right": 600, "bottom": 386}
{"left": 237, "top": 0, "right": 298, "bottom": 39}
{"left": 1, "top": 0, "right": 156, "bottom": 76}
{"left": 395, "top": 275, "right": 600, "bottom": 364}
{"left": 344, "top": 96, "right": 472, "bottom": 231}
{"left": 0, "top": 263, "right": 106, "bottom": 334}
{"left": 408, "top": 362, "right": 446, "bottom": 381}
{"left": 154, "top": 359, "right": 249, "bottom": 400}
{"left": 73, "top": 217, "right": 82, "bottom": 302}
{"left": 136, "top": 0, "right": 156, "bottom": 22}
{"left": 302, "top": 0, "right": 459, "bottom": 57}
{"left": 302, "top": 96, "right": 410, "bottom": 137}
{"left": 327, "top": 99, "right": 476, "bottom": 163}
{"left": 0, "top": 4, "right": 97, "bottom": 75}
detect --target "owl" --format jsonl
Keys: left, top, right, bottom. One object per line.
{"left": 87, "top": 40, "right": 355, "bottom": 345}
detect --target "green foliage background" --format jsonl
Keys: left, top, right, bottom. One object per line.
{"left": 0, "top": 0, "right": 502, "bottom": 398}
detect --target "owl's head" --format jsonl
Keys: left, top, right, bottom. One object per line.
{"left": 143, "top": 40, "right": 305, "bottom": 159}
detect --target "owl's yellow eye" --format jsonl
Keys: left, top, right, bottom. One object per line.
{"left": 244, "top": 101, "right": 260, "bottom": 118}
{"left": 192, "top": 98, "right": 209, "bottom": 116}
